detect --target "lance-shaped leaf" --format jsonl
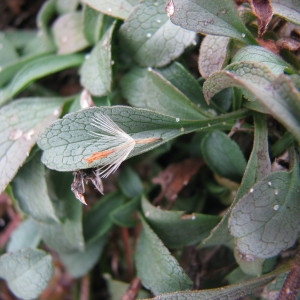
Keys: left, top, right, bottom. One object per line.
{"left": 229, "top": 151, "right": 300, "bottom": 258}
{"left": 141, "top": 197, "right": 220, "bottom": 248}
{"left": 146, "top": 263, "right": 291, "bottom": 300}
{"left": 135, "top": 215, "right": 192, "bottom": 295}
{"left": 0, "top": 249, "right": 53, "bottom": 300}
{"left": 272, "top": 0, "right": 300, "bottom": 25}
{"left": 38, "top": 105, "right": 250, "bottom": 172}
{"left": 121, "top": 66, "right": 209, "bottom": 119}
{"left": 119, "top": 0, "right": 196, "bottom": 67}
{"left": 0, "top": 97, "right": 65, "bottom": 193}
{"left": 167, "top": 0, "right": 256, "bottom": 44}
{"left": 12, "top": 153, "right": 59, "bottom": 224}
{"left": 202, "top": 114, "right": 271, "bottom": 247}
{"left": 203, "top": 61, "right": 300, "bottom": 141}
{"left": 80, "top": 23, "right": 115, "bottom": 96}
{"left": 232, "top": 46, "right": 293, "bottom": 75}
{"left": 81, "top": 0, "right": 138, "bottom": 20}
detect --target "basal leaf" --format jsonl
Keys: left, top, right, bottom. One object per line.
{"left": 121, "top": 67, "right": 209, "bottom": 119}
{"left": 272, "top": 0, "right": 300, "bottom": 25}
{"left": 201, "top": 130, "right": 247, "bottom": 182}
{"left": 119, "top": 0, "right": 196, "bottom": 67}
{"left": 118, "top": 167, "right": 143, "bottom": 198}
{"left": 142, "top": 197, "right": 220, "bottom": 248}
{"left": 0, "top": 248, "right": 53, "bottom": 300}
{"left": 80, "top": 23, "right": 115, "bottom": 96}
{"left": 156, "top": 62, "right": 209, "bottom": 109}
{"left": 38, "top": 105, "right": 249, "bottom": 172}
{"left": 135, "top": 215, "right": 192, "bottom": 295}
{"left": 7, "top": 218, "right": 41, "bottom": 252}
{"left": 203, "top": 61, "right": 300, "bottom": 141}
{"left": 52, "top": 12, "right": 90, "bottom": 54}
{"left": 199, "top": 35, "right": 231, "bottom": 79}
{"left": 12, "top": 153, "right": 59, "bottom": 223}
{"left": 81, "top": 0, "right": 138, "bottom": 20}
{"left": 59, "top": 237, "right": 107, "bottom": 278}
{"left": 202, "top": 114, "right": 271, "bottom": 247}
{"left": 146, "top": 264, "right": 290, "bottom": 300}
{"left": 168, "top": 0, "right": 256, "bottom": 44}
{"left": 0, "top": 97, "right": 65, "bottom": 193}
{"left": 6, "top": 54, "right": 84, "bottom": 102}
{"left": 232, "top": 45, "right": 293, "bottom": 75}
{"left": 229, "top": 150, "right": 300, "bottom": 258}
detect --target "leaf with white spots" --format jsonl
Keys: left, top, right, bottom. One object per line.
{"left": 0, "top": 248, "right": 53, "bottom": 300}
{"left": 81, "top": 0, "right": 138, "bottom": 20}
{"left": 0, "top": 97, "right": 65, "bottom": 193}
{"left": 38, "top": 105, "right": 249, "bottom": 172}
{"left": 119, "top": 0, "right": 196, "bottom": 67}
{"left": 168, "top": 0, "right": 256, "bottom": 44}
{"left": 229, "top": 151, "right": 300, "bottom": 258}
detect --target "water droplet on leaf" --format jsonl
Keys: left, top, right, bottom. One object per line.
{"left": 9, "top": 128, "right": 23, "bottom": 140}
{"left": 146, "top": 33, "right": 152, "bottom": 38}
{"left": 176, "top": 118, "right": 180, "bottom": 122}
{"left": 273, "top": 204, "right": 280, "bottom": 211}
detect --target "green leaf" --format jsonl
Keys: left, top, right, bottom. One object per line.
{"left": 38, "top": 105, "right": 249, "bottom": 172}
{"left": 52, "top": 12, "right": 90, "bottom": 54}
{"left": 198, "top": 35, "right": 231, "bottom": 79}
{"left": 156, "top": 62, "right": 209, "bottom": 109}
{"left": 0, "top": 33, "right": 19, "bottom": 67}
{"left": 59, "top": 237, "right": 107, "bottom": 278}
{"left": 56, "top": 0, "right": 79, "bottom": 14}
{"left": 7, "top": 218, "right": 41, "bottom": 252}
{"left": 82, "top": 0, "right": 138, "bottom": 20}
{"left": 0, "top": 97, "right": 65, "bottom": 193}
{"left": 4, "top": 54, "right": 84, "bottom": 102}
{"left": 232, "top": 46, "right": 293, "bottom": 75}
{"left": 135, "top": 215, "right": 192, "bottom": 295}
{"left": 146, "top": 264, "right": 290, "bottom": 300}
{"left": 168, "top": 0, "right": 256, "bottom": 44}
{"left": 201, "top": 130, "right": 247, "bottom": 182}
{"left": 118, "top": 167, "right": 143, "bottom": 198}
{"left": 0, "top": 248, "right": 53, "bottom": 300}
{"left": 202, "top": 114, "right": 271, "bottom": 247}
{"left": 203, "top": 61, "right": 300, "bottom": 141}
{"left": 83, "top": 5, "right": 114, "bottom": 44}
{"left": 119, "top": 0, "right": 196, "bottom": 67}
{"left": 80, "top": 22, "right": 115, "bottom": 96}
{"left": 121, "top": 67, "right": 208, "bottom": 119}
{"left": 110, "top": 197, "right": 140, "bottom": 227}
{"left": 141, "top": 197, "right": 220, "bottom": 248}
{"left": 12, "top": 153, "right": 59, "bottom": 223}
{"left": 83, "top": 191, "right": 125, "bottom": 243}
{"left": 229, "top": 150, "right": 300, "bottom": 258}
{"left": 272, "top": 0, "right": 300, "bottom": 25}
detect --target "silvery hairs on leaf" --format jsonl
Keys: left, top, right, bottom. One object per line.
{"left": 83, "top": 112, "right": 161, "bottom": 178}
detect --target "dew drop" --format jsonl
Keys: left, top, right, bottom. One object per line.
{"left": 156, "top": 19, "right": 162, "bottom": 23}
{"left": 274, "top": 189, "right": 279, "bottom": 196}
{"left": 208, "top": 123, "right": 211, "bottom": 127}
{"left": 145, "top": 211, "right": 150, "bottom": 217}
{"left": 180, "top": 127, "right": 185, "bottom": 132}
{"left": 166, "top": 0, "right": 175, "bottom": 17}
{"left": 107, "top": 7, "right": 112, "bottom": 12}
{"left": 154, "top": 2, "right": 159, "bottom": 6}
{"left": 176, "top": 117, "right": 180, "bottom": 122}
{"left": 85, "top": 54, "right": 90, "bottom": 60}
{"left": 9, "top": 128, "right": 23, "bottom": 140}
{"left": 192, "top": 40, "right": 197, "bottom": 46}
{"left": 273, "top": 204, "right": 280, "bottom": 211}
{"left": 249, "top": 188, "right": 254, "bottom": 193}
{"left": 24, "top": 129, "right": 35, "bottom": 141}
{"left": 111, "top": 60, "right": 115, "bottom": 65}
{"left": 268, "top": 181, "right": 272, "bottom": 187}
{"left": 241, "top": 33, "right": 246, "bottom": 38}
{"left": 53, "top": 108, "right": 60, "bottom": 117}
{"left": 146, "top": 33, "right": 152, "bottom": 38}
{"left": 147, "top": 67, "right": 152, "bottom": 71}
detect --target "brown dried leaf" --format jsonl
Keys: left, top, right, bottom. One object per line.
{"left": 249, "top": 0, "right": 273, "bottom": 38}
{"left": 277, "top": 37, "right": 300, "bottom": 51}
{"left": 152, "top": 158, "right": 203, "bottom": 204}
